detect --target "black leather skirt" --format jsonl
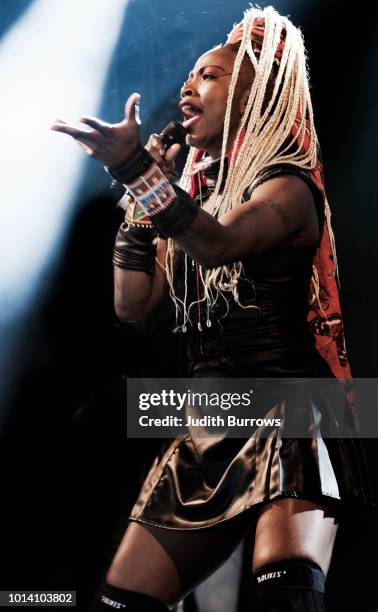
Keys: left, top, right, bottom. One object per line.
{"left": 130, "top": 343, "right": 375, "bottom": 530}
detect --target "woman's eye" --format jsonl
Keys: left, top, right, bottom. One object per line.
{"left": 202, "top": 73, "right": 217, "bottom": 80}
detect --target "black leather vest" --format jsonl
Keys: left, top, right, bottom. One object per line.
{"left": 173, "top": 162, "right": 333, "bottom": 377}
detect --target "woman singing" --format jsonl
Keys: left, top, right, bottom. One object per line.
{"left": 52, "top": 6, "right": 373, "bottom": 611}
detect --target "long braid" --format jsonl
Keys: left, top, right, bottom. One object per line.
{"left": 167, "top": 5, "right": 328, "bottom": 324}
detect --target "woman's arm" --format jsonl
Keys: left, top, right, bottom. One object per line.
{"left": 114, "top": 238, "right": 167, "bottom": 323}
{"left": 173, "top": 174, "right": 320, "bottom": 268}
{"left": 50, "top": 98, "right": 179, "bottom": 324}
{"left": 113, "top": 132, "right": 178, "bottom": 323}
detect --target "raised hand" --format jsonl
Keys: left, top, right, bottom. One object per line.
{"left": 50, "top": 92, "right": 141, "bottom": 168}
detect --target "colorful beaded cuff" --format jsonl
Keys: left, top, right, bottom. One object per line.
{"left": 125, "top": 162, "right": 176, "bottom": 216}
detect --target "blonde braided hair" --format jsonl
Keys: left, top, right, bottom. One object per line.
{"left": 165, "top": 5, "right": 326, "bottom": 330}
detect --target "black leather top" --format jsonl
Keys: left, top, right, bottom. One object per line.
{"left": 174, "top": 161, "right": 333, "bottom": 377}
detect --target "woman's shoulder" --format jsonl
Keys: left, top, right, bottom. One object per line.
{"left": 245, "top": 163, "right": 316, "bottom": 194}
{"left": 243, "top": 163, "right": 325, "bottom": 232}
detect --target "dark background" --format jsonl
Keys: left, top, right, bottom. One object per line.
{"left": 1, "top": 0, "right": 378, "bottom": 610}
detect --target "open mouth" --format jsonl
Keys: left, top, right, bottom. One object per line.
{"left": 180, "top": 103, "right": 203, "bottom": 119}
{"left": 180, "top": 104, "right": 203, "bottom": 130}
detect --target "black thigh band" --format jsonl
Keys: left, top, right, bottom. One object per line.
{"left": 254, "top": 559, "right": 326, "bottom": 596}
{"left": 90, "top": 582, "right": 169, "bottom": 611}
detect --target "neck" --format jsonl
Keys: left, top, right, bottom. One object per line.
{"left": 205, "top": 124, "right": 240, "bottom": 160}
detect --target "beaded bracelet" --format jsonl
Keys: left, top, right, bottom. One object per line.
{"left": 124, "top": 197, "right": 155, "bottom": 230}
{"left": 124, "top": 162, "right": 177, "bottom": 216}
{"left": 107, "top": 143, "right": 199, "bottom": 238}
{"left": 124, "top": 162, "right": 198, "bottom": 238}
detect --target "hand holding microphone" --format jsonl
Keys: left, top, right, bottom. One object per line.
{"left": 145, "top": 121, "right": 186, "bottom": 176}
{"left": 115, "top": 120, "right": 186, "bottom": 210}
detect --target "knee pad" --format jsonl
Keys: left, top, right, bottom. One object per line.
{"left": 253, "top": 559, "right": 326, "bottom": 611}
{"left": 90, "top": 581, "right": 169, "bottom": 611}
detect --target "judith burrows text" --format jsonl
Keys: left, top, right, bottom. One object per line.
{"left": 139, "top": 415, "right": 281, "bottom": 428}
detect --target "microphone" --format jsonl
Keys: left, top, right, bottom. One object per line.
{"left": 114, "top": 121, "right": 187, "bottom": 208}
{"left": 159, "top": 121, "right": 187, "bottom": 150}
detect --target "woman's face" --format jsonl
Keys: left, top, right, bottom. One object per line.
{"left": 179, "top": 46, "right": 251, "bottom": 157}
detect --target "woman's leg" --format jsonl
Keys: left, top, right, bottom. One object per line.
{"left": 105, "top": 521, "right": 182, "bottom": 606}
{"left": 91, "top": 513, "right": 253, "bottom": 610}
{"left": 251, "top": 498, "right": 339, "bottom": 611}
{"left": 253, "top": 498, "right": 338, "bottom": 574}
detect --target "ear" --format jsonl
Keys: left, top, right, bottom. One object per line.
{"left": 240, "top": 89, "right": 250, "bottom": 116}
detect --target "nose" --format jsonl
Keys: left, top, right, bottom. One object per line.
{"left": 180, "top": 79, "right": 196, "bottom": 99}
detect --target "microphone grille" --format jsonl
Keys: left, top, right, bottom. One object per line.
{"left": 159, "top": 121, "right": 187, "bottom": 148}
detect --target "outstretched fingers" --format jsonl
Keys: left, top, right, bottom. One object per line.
{"left": 79, "top": 116, "right": 110, "bottom": 132}
{"left": 51, "top": 96, "right": 142, "bottom": 165}
{"left": 76, "top": 141, "right": 95, "bottom": 156}
{"left": 50, "top": 119, "right": 95, "bottom": 141}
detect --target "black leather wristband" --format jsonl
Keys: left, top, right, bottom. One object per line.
{"left": 149, "top": 185, "right": 199, "bottom": 239}
{"left": 113, "top": 222, "right": 157, "bottom": 274}
{"left": 107, "top": 144, "right": 154, "bottom": 184}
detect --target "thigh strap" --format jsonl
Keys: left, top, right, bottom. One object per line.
{"left": 254, "top": 559, "right": 325, "bottom": 595}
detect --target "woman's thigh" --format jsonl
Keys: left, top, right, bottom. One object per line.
{"left": 106, "top": 514, "right": 254, "bottom": 607}
{"left": 252, "top": 498, "right": 339, "bottom": 575}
